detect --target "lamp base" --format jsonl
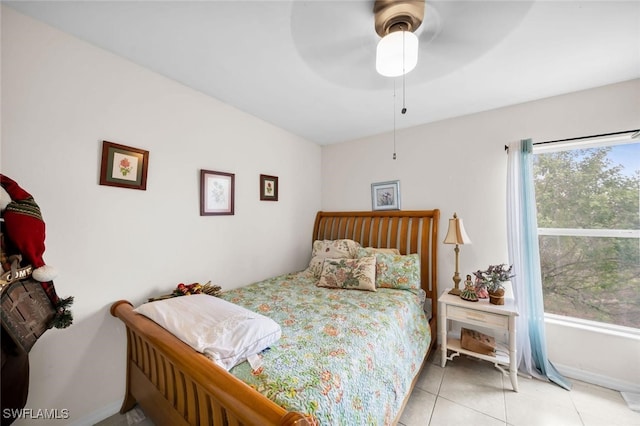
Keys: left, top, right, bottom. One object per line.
{"left": 448, "top": 270, "right": 462, "bottom": 296}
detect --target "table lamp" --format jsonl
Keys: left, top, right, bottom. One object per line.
{"left": 443, "top": 212, "right": 472, "bottom": 295}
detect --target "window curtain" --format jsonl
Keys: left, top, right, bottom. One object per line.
{"left": 506, "top": 138, "right": 571, "bottom": 390}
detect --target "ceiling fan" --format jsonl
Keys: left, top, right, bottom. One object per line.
{"left": 290, "top": 0, "right": 535, "bottom": 90}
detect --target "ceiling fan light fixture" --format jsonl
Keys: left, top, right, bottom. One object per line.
{"left": 376, "top": 30, "right": 418, "bottom": 77}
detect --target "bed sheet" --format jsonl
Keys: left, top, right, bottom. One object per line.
{"left": 220, "top": 271, "right": 431, "bottom": 425}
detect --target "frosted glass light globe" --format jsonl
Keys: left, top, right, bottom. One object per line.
{"left": 376, "top": 30, "right": 418, "bottom": 77}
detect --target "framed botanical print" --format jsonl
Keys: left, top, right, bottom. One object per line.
{"left": 200, "top": 169, "right": 235, "bottom": 216}
{"left": 371, "top": 180, "right": 401, "bottom": 211}
{"left": 259, "top": 174, "right": 278, "bottom": 201}
{"left": 99, "top": 141, "right": 149, "bottom": 190}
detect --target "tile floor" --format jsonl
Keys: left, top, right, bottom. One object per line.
{"left": 96, "top": 351, "right": 640, "bottom": 426}
{"left": 400, "top": 351, "right": 640, "bottom": 426}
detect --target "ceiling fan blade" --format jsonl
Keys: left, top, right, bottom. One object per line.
{"left": 291, "top": 0, "right": 387, "bottom": 89}
{"left": 415, "top": 0, "right": 535, "bottom": 78}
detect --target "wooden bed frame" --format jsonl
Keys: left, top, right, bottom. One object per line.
{"left": 111, "top": 209, "right": 439, "bottom": 426}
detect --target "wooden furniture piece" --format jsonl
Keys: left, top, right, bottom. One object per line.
{"left": 438, "top": 289, "right": 519, "bottom": 391}
{"left": 111, "top": 209, "right": 440, "bottom": 425}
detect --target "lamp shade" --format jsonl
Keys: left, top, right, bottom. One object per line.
{"left": 443, "top": 213, "right": 472, "bottom": 245}
{"left": 376, "top": 30, "right": 419, "bottom": 77}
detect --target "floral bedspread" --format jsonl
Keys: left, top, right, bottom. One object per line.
{"left": 220, "top": 271, "right": 431, "bottom": 425}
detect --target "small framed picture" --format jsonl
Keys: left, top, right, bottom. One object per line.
{"left": 99, "top": 141, "right": 149, "bottom": 190}
{"left": 371, "top": 180, "right": 401, "bottom": 211}
{"left": 200, "top": 169, "right": 235, "bottom": 216}
{"left": 259, "top": 174, "right": 278, "bottom": 201}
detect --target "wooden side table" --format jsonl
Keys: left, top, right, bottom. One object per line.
{"left": 438, "top": 289, "right": 519, "bottom": 391}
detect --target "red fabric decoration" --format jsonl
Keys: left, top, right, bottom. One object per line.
{"left": 0, "top": 174, "right": 56, "bottom": 283}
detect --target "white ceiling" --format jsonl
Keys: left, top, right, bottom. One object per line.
{"left": 5, "top": 0, "right": 640, "bottom": 145}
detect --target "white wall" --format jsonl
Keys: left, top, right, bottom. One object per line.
{"left": 1, "top": 6, "right": 321, "bottom": 425}
{"left": 322, "top": 78, "right": 640, "bottom": 391}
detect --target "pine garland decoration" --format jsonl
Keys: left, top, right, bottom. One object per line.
{"left": 200, "top": 281, "right": 222, "bottom": 297}
{"left": 49, "top": 296, "right": 74, "bottom": 329}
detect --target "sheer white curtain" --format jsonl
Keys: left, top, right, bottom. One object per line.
{"left": 506, "top": 139, "right": 571, "bottom": 390}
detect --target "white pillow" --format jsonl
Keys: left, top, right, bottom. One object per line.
{"left": 134, "top": 294, "right": 281, "bottom": 370}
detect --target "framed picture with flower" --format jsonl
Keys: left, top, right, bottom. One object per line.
{"left": 99, "top": 141, "right": 149, "bottom": 190}
{"left": 259, "top": 174, "right": 278, "bottom": 201}
{"left": 200, "top": 169, "right": 235, "bottom": 216}
{"left": 371, "top": 180, "right": 401, "bottom": 211}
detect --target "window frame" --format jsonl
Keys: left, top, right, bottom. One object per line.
{"left": 532, "top": 130, "right": 640, "bottom": 332}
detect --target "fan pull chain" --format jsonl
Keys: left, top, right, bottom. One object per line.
{"left": 402, "top": 74, "right": 407, "bottom": 114}
{"left": 393, "top": 80, "right": 397, "bottom": 160}
{"left": 392, "top": 30, "right": 410, "bottom": 160}
{"left": 389, "top": 29, "right": 414, "bottom": 160}
{"left": 402, "top": 30, "right": 407, "bottom": 115}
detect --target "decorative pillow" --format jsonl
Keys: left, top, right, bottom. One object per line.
{"left": 307, "top": 239, "right": 362, "bottom": 278}
{"left": 374, "top": 253, "right": 421, "bottom": 290}
{"left": 134, "top": 294, "right": 281, "bottom": 370}
{"left": 317, "top": 256, "right": 377, "bottom": 292}
{"left": 357, "top": 247, "right": 401, "bottom": 257}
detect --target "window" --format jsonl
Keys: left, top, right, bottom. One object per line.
{"left": 532, "top": 132, "right": 640, "bottom": 330}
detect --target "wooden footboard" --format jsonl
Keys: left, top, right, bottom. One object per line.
{"left": 110, "top": 300, "right": 310, "bottom": 426}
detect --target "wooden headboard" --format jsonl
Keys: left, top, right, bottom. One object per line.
{"left": 312, "top": 210, "right": 440, "bottom": 331}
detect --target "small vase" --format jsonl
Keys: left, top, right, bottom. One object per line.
{"left": 488, "top": 288, "right": 505, "bottom": 305}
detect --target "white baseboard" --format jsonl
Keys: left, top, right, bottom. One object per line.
{"left": 621, "top": 392, "right": 640, "bottom": 412}
{"left": 554, "top": 363, "right": 640, "bottom": 393}
{"left": 67, "top": 400, "right": 121, "bottom": 426}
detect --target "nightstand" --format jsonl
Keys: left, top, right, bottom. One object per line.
{"left": 438, "top": 289, "right": 519, "bottom": 391}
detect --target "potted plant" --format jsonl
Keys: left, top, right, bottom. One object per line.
{"left": 473, "top": 264, "right": 515, "bottom": 305}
